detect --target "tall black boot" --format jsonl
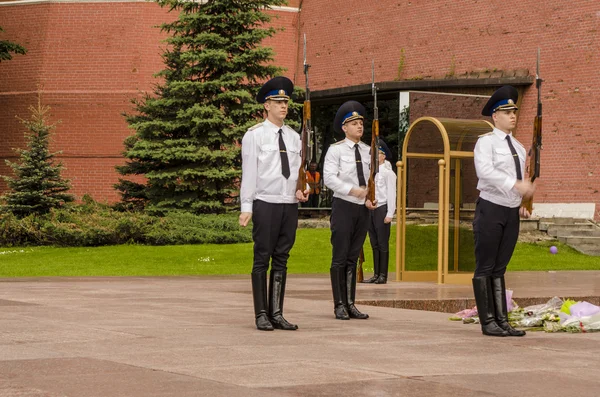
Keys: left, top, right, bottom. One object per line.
{"left": 330, "top": 268, "right": 349, "bottom": 320}
{"left": 346, "top": 267, "right": 369, "bottom": 319}
{"left": 472, "top": 277, "right": 508, "bottom": 336}
{"left": 375, "top": 251, "right": 389, "bottom": 284}
{"left": 268, "top": 270, "right": 298, "bottom": 330}
{"left": 363, "top": 249, "right": 380, "bottom": 283}
{"left": 251, "top": 271, "right": 274, "bottom": 331}
{"left": 491, "top": 276, "right": 526, "bottom": 337}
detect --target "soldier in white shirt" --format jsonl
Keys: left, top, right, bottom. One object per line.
{"left": 324, "top": 101, "right": 376, "bottom": 320}
{"left": 472, "top": 85, "right": 535, "bottom": 337}
{"left": 363, "top": 140, "right": 397, "bottom": 284}
{"left": 239, "top": 76, "right": 309, "bottom": 331}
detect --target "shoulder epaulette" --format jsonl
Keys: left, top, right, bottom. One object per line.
{"left": 478, "top": 132, "right": 494, "bottom": 138}
{"left": 512, "top": 138, "right": 525, "bottom": 148}
{"left": 247, "top": 122, "right": 262, "bottom": 131}
{"left": 332, "top": 140, "right": 344, "bottom": 145}
{"left": 283, "top": 125, "right": 299, "bottom": 134}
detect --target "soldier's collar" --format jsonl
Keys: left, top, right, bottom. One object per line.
{"left": 264, "top": 119, "right": 285, "bottom": 132}
{"left": 343, "top": 138, "right": 362, "bottom": 148}
{"left": 492, "top": 127, "right": 511, "bottom": 140}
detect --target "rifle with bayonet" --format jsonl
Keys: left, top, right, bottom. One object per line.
{"left": 358, "top": 60, "right": 380, "bottom": 282}
{"left": 296, "top": 33, "right": 313, "bottom": 194}
{"left": 521, "top": 48, "right": 542, "bottom": 214}
{"left": 367, "top": 59, "right": 380, "bottom": 204}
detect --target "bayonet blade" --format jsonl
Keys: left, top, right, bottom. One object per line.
{"left": 371, "top": 59, "right": 378, "bottom": 120}
{"left": 371, "top": 59, "right": 375, "bottom": 97}
{"left": 303, "top": 33, "right": 307, "bottom": 67}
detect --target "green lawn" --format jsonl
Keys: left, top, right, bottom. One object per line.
{"left": 0, "top": 227, "right": 598, "bottom": 277}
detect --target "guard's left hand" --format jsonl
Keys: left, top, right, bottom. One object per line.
{"left": 365, "top": 200, "right": 377, "bottom": 210}
{"left": 384, "top": 216, "right": 392, "bottom": 224}
{"left": 296, "top": 189, "right": 310, "bottom": 202}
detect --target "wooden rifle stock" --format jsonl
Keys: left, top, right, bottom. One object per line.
{"left": 367, "top": 119, "right": 379, "bottom": 203}
{"left": 357, "top": 248, "right": 365, "bottom": 282}
{"left": 521, "top": 48, "right": 542, "bottom": 215}
{"left": 522, "top": 115, "right": 541, "bottom": 214}
{"left": 296, "top": 99, "right": 310, "bottom": 192}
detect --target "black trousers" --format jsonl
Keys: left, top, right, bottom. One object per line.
{"left": 368, "top": 205, "right": 391, "bottom": 252}
{"left": 252, "top": 200, "right": 298, "bottom": 273}
{"left": 330, "top": 198, "right": 369, "bottom": 270}
{"left": 473, "top": 198, "right": 520, "bottom": 278}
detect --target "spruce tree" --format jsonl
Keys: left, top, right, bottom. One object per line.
{"left": 2, "top": 94, "right": 74, "bottom": 217}
{"left": 0, "top": 26, "right": 27, "bottom": 62}
{"left": 116, "top": 0, "right": 292, "bottom": 214}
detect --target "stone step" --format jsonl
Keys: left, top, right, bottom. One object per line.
{"left": 538, "top": 218, "right": 593, "bottom": 232}
{"left": 520, "top": 219, "right": 540, "bottom": 232}
{"left": 546, "top": 223, "right": 597, "bottom": 237}
{"left": 564, "top": 236, "right": 600, "bottom": 245}
{"left": 569, "top": 247, "right": 600, "bottom": 256}
{"left": 538, "top": 217, "right": 578, "bottom": 224}
{"left": 557, "top": 235, "right": 600, "bottom": 244}
{"left": 563, "top": 236, "right": 600, "bottom": 256}
{"left": 556, "top": 229, "right": 600, "bottom": 238}
{"left": 358, "top": 296, "right": 600, "bottom": 314}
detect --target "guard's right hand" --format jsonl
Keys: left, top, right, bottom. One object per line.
{"left": 239, "top": 212, "right": 252, "bottom": 227}
{"left": 296, "top": 189, "right": 310, "bottom": 202}
{"left": 349, "top": 187, "right": 368, "bottom": 200}
{"left": 514, "top": 180, "right": 536, "bottom": 200}
{"left": 519, "top": 206, "right": 531, "bottom": 219}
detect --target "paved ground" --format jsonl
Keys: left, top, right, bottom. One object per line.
{"left": 1, "top": 272, "right": 600, "bottom": 396}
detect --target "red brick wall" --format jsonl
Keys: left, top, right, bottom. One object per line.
{"left": 0, "top": 2, "right": 299, "bottom": 202}
{"left": 405, "top": 92, "right": 488, "bottom": 208}
{"left": 298, "top": 0, "right": 600, "bottom": 219}
{"left": 1, "top": 1, "right": 599, "bottom": 219}
{"left": 264, "top": 7, "right": 300, "bottom": 82}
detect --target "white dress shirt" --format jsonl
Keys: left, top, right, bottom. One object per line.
{"left": 375, "top": 160, "right": 397, "bottom": 218}
{"left": 474, "top": 127, "right": 527, "bottom": 208}
{"left": 240, "top": 119, "right": 301, "bottom": 213}
{"left": 324, "top": 138, "right": 371, "bottom": 205}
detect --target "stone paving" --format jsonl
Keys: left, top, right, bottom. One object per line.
{"left": 1, "top": 272, "right": 599, "bottom": 396}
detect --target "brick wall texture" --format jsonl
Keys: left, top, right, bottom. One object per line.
{"left": 1, "top": 0, "right": 598, "bottom": 218}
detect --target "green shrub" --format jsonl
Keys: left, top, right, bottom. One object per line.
{"left": 144, "top": 212, "right": 251, "bottom": 245}
{"left": 0, "top": 212, "right": 43, "bottom": 246}
{"left": 0, "top": 202, "right": 251, "bottom": 247}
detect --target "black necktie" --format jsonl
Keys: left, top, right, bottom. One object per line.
{"left": 505, "top": 135, "right": 522, "bottom": 180}
{"left": 278, "top": 129, "right": 290, "bottom": 179}
{"left": 354, "top": 144, "right": 366, "bottom": 187}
